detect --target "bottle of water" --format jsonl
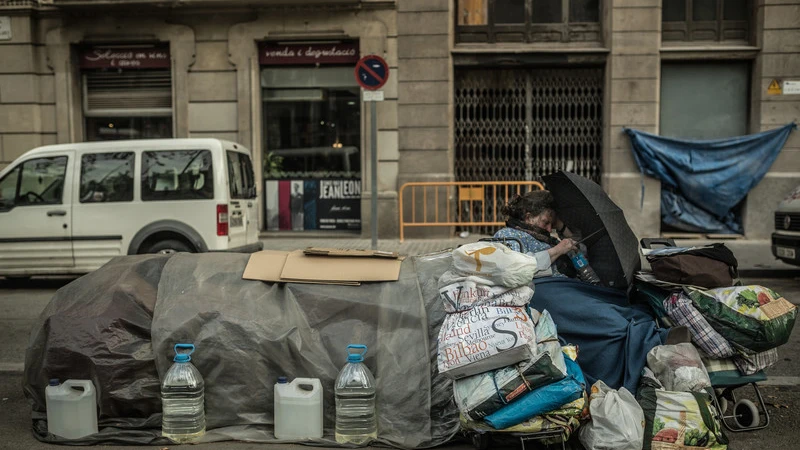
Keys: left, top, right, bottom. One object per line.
{"left": 161, "top": 343, "right": 205, "bottom": 443}
{"left": 568, "top": 249, "right": 601, "bottom": 285}
{"left": 335, "top": 344, "right": 377, "bottom": 445}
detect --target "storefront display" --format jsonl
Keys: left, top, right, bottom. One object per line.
{"left": 260, "top": 41, "right": 361, "bottom": 231}
{"left": 265, "top": 179, "right": 361, "bottom": 231}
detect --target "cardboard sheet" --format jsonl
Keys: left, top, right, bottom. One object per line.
{"left": 242, "top": 249, "right": 402, "bottom": 285}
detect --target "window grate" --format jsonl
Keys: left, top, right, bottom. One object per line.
{"left": 454, "top": 67, "right": 604, "bottom": 233}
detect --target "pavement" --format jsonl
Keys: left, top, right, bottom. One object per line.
{"left": 259, "top": 235, "right": 800, "bottom": 276}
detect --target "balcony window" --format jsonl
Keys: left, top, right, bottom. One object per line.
{"left": 662, "top": 0, "right": 752, "bottom": 43}
{"left": 456, "top": 0, "right": 602, "bottom": 44}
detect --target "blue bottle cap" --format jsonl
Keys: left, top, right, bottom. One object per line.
{"left": 49, "top": 378, "right": 60, "bottom": 386}
{"left": 346, "top": 344, "right": 368, "bottom": 363}
{"left": 173, "top": 343, "right": 195, "bottom": 362}
{"left": 277, "top": 376, "right": 288, "bottom": 384}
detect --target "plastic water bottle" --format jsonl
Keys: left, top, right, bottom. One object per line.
{"left": 161, "top": 343, "right": 205, "bottom": 443}
{"left": 335, "top": 344, "right": 377, "bottom": 445}
{"left": 568, "top": 249, "right": 601, "bottom": 285}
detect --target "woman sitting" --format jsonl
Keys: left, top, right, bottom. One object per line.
{"left": 493, "top": 190, "right": 577, "bottom": 278}
{"left": 495, "top": 190, "right": 687, "bottom": 393}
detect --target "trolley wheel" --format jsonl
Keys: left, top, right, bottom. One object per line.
{"left": 733, "top": 399, "right": 760, "bottom": 428}
{"left": 470, "top": 432, "right": 491, "bottom": 450}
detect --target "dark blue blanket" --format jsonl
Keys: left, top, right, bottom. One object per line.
{"left": 530, "top": 277, "right": 668, "bottom": 393}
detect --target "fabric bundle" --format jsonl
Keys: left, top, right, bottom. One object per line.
{"left": 437, "top": 242, "right": 540, "bottom": 380}
{"left": 437, "top": 243, "right": 586, "bottom": 436}
{"left": 664, "top": 291, "right": 783, "bottom": 375}
{"left": 687, "top": 285, "right": 796, "bottom": 354}
{"left": 453, "top": 309, "right": 567, "bottom": 420}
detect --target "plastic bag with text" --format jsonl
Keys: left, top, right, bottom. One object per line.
{"left": 437, "top": 306, "right": 536, "bottom": 380}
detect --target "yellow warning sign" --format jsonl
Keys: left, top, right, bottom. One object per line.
{"left": 768, "top": 79, "right": 782, "bottom": 95}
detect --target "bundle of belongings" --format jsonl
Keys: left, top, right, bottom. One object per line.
{"left": 637, "top": 343, "right": 728, "bottom": 450}
{"left": 436, "top": 243, "right": 588, "bottom": 442}
{"left": 24, "top": 252, "right": 469, "bottom": 448}
{"left": 636, "top": 243, "right": 796, "bottom": 377}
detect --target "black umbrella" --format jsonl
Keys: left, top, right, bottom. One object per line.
{"left": 543, "top": 171, "right": 641, "bottom": 290}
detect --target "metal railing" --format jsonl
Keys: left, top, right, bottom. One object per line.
{"left": 398, "top": 181, "right": 544, "bottom": 242}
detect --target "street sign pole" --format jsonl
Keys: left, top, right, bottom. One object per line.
{"left": 370, "top": 100, "right": 378, "bottom": 250}
{"left": 354, "top": 54, "right": 389, "bottom": 250}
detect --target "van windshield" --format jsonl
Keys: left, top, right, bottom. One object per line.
{"left": 227, "top": 151, "right": 256, "bottom": 199}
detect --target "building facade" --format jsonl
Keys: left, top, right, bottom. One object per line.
{"left": 1, "top": 0, "right": 798, "bottom": 241}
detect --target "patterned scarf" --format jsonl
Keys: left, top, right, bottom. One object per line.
{"left": 506, "top": 217, "right": 560, "bottom": 247}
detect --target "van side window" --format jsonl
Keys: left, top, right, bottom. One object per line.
{"left": 80, "top": 152, "right": 135, "bottom": 203}
{"left": 141, "top": 150, "right": 213, "bottom": 201}
{"left": 10, "top": 157, "right": 68, "bottom": 207}
{"left": 0, "top": 166, "right": 20, "bottom": 210}
{"left": 226, "top": 151, "right": 256, "bottom": 199}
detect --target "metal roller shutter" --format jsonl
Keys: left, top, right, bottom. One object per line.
{"left": 83, "top": 70, "right": 172, "bottom": 115}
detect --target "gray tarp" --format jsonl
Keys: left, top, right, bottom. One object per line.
{"left": 24, "top": 250, "right": 459, "bottom": 448}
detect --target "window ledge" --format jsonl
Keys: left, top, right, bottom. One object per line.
{"left": 453, "top": 44, "right": 609, "bottom": 54}
{"left": 661, "top": 45, "right": 760, "bottom": 52}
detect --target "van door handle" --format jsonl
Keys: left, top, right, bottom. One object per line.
{"left": 47, "top": 210, "right": 67, "bottom": 217}
{"left": 247, "top": 202, "right": 253, "bottom": 207}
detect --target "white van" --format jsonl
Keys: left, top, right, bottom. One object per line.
{"left": 772, "top": 185, "right": 800, "bottom": 266}
{"left": 0, "top": 139, "right": 262, "bottom": 277}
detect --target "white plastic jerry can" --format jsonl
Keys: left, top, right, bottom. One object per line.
{"left": 45, "top": 379, "right": 98, "bottom": 439}
{"left": 274, "top": 377, "right": 323, "bottom": 440}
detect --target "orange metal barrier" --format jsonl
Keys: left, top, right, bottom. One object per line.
{"left": 398, "top": 181, "right": 545, "bottom": 242}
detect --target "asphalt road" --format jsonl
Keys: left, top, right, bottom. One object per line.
{"left": 1, "top": 275, "right": 799, "bottom": 449}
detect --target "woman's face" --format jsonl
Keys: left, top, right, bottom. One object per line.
{"left": 525, "top": 209, "right": 555, "bottom": 232}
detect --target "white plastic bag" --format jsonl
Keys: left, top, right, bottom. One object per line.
{"left": 449, "top": 242, "right": 539, "bottom": 287}
{"left": 647, "top": 343, "right": 712, "bottom": 392}
{"left": 579, "top": 381, "right": 644, "bottom": 450}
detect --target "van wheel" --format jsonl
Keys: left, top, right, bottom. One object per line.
{"left": 145, "top": 239, "right": 193, "bottom": 255}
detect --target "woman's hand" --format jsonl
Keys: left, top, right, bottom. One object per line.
{"left": 547, "top": 238, "right": 577, "bottom": 260}
{"left": 555, "top": 219, "right": 574, "bottom": 238}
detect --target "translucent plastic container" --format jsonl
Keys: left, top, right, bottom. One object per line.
{"left": 335, "top": 344, "right": 377, "bottom": 445}
{"left": 274, "top": 377, "right": 323, "bottom": 440}
{"left": 161, "top": 343, "right": 205, "bottom": 443}
{"left": 45, "top": 379, "right": 98, "bottom": 439}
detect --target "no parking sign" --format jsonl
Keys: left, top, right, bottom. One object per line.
{"left": 355, "top": 54, "right": 389, "bottom": 249}
{"left": 355, "top": 55, "right": 389, "bottom": 91}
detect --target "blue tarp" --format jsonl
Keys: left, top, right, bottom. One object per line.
{"left": 625, "top": 124, "right": 796, "bottom": 233}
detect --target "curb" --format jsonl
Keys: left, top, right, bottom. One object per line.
{"left": 0, "top": 363, "right": 24, "bottom": 374}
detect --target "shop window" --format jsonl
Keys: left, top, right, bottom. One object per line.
{"left": 79, "top": 45, "right": 173, "bottom": 141}
{"left": 79, "top": 152, "right": 135, "bottom": 203}
{"left": 141, "top": 150, "right": 213, "bottom": 201}
{"left": 260, "top": 60, "right": 362, "bottom": 232}
{"left": 662, "top": 0, "right": 751, "bottom": 43}
{"left": 262, "top": 67, "right": 361, "bottom": 180}
{"left": 456, "top": 0, "right": 601, "bottom": 44}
